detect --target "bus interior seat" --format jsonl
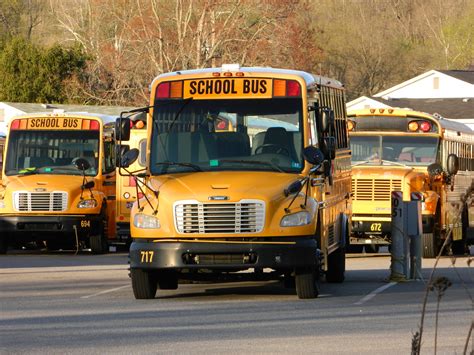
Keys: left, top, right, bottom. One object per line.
{"left": 261, "top": 127, "right": 298, "bottom": 159}
{"left": 215, "top": 132, "right": 250, "bottom": 157}
{"left": 251, "top": 131, "right": 266, "bottom": 154}
{"left": 398, "top": 152, "right": 414, "bottom": 162}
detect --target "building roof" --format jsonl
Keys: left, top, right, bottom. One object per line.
{"left": 438, "top": 70, "right": 474, "bottom": 84}
{"left": 3, "top": 102, "right": 138, "bottom": 116}
{"left": 370, "top": 97, "right": 474, "bottom": 119}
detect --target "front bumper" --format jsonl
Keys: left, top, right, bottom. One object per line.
{"left": 129, "top": 237, "right": 318, "bottom": 271}
{"left": 0, "top": 214, "right": 102, "bottom": 241}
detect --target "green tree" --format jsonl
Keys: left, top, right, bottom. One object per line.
{"left": 0, "top": 37, "right": 87, "bottom": 103}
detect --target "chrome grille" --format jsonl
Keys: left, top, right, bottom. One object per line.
{"left": 174, "top": 200, "right": 265, "bottom": 234}
{"left": 13, "top": 191, "right": 68, "bottom": 212}
{"left": 352, "top": 179, "right": 402, "bottom": 201}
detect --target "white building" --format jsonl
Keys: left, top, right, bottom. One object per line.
{"left": 347, "top": 69, "right": 474, "bottom": 129}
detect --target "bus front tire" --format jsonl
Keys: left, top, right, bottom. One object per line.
{"left": 326, "top": 247, "right": 345, "bottom": 283}
{"left": 90, "top": 209, "right": 108, "bottom": 254}
{"left": 295, "top": 267, "right": 320, "bottom": 299}
{"left": 131, "top": 269, "right": 157, "bottom": 299}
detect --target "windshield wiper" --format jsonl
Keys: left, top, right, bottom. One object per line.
{"left": 218, "top": 159, "right": 284, "bottom": 173}
{"left": 380, "top": 160, "right": 412, "bottom": 168}
{"left": 155, "top": 161, "right": 202, "bottom": 172}
{"left": 17, "top": 168, "right": 39, "bottom": 175}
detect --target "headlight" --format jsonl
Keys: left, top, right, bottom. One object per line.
{"left": 280, "top": 211, "right": 312, "bottom": 227}
{"left": 77, "top": 199, "right": 98, "bottom": 208}
{"left": 134, "top": 213, "right": 160, "bottom": 229}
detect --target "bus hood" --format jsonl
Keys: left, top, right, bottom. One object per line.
{"left": 149, "top": 171, "right": 301, "bottom": 202}
{"left": 3, "top": 174, "right": 88, "bottom": 192}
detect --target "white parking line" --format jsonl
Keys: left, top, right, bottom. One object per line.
{"left": 81, "top": 284, "right": 130, "bottom": 299}
{"left": 354, "top": 282, "right": 397, "bottom": 305}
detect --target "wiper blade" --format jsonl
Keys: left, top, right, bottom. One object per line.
{"left": 155, "top": 161, "right": 202, "bottom": 172}
{"left": 218, "top": 159, "right": 284, "bottom": 173}
{"left": 18, "top": 168, "right": 38, "bottom": 175}
{"left": 380, "top": 159, "right": 412, "bottom": 168}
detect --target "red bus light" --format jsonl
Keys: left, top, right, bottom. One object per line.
{"left": 420, "top": 121, "right": 432, "bottom": 132}
{"left": 90, "top": 120, "right": 100, "bottom": 130}
{"left": 156, "top": 82, "right": 170, "bottom": 98}
{"left": 10, "top": 119, "right": 20, "bottom": 130}
{"left": 286, "top": 80, "right": 301, "bottom": 96}
{"left": 129, "top": 176, "right": 137, "bottom": 187}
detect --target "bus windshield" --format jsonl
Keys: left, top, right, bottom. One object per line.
{"left": 150, "top": 98, "right": 303, "bottom": 174}
{"left": 351, "top": 135, "right": 439, "bottom": 166}
{"left": 5, "top": 130, "right": 100, "bottom": 176}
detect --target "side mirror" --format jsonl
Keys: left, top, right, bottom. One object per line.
{"left": 303, "top": 146, "right": 325, "bottom": 165}
{"left": 115, "top": 117, "right": 131, "bottom": 141}
{"left": 427, "top": 163, "right": 443, "bottom": 177}
{"left": 447, "top": 154, "right": 459, "bottom": 175}
{"left": 115, "top": 144, "right": 130, "bottom": 167}
{"left": 319, "top": 107, "right": 335, "bottom": 133}
{"left": 121, "top": 148, "right": 139, "bottom": 168}
{"left": 82, "top": 180, "right": 95, "bottom": 189}
{"left": 74, "top": 158, "right": 90, "bottom": 171}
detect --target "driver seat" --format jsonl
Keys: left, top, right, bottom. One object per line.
{"left": 261, "top": 127, "right": 290, "bottom": 155}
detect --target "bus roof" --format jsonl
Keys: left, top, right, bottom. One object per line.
{"left": 151, "top": 66, "right": 344, "bottom": 91}
{"left": 348, "top": 107, "right": 474, "bottom": 135}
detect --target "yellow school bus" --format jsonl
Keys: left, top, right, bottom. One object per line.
{"left": 0, "top": 112, "right": 117, "bottom": 253}
{"left": 117, "top": 65, "right": 352, "bottom": 299}
{"left": 116, "top": 114, "right": 147, "bottom": 244}
{"left": 348, "top": 108, "right": 474, "bottom": 257}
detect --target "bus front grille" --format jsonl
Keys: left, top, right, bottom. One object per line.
{"left": 13, "top": 191, "right": 68, "bottom": 212}
{"left": 352, "top": 179, "right": 402, "bottom": 201}
{"left": 174, "top": 200, "right": 265, "bottom": 234}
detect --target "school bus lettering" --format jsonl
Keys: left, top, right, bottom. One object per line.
{"left": 183, "top": 78, "right": 272, "bottom": 99}
{"left": 370, "top": 223, "right": 382, "bottom": 232}
{"left": 27, "top": 117, "right": 80, "bottom": 130}
{"left": 81, "top": 220, "right": 91, "bottom": 228}
{"left": 242, "top": 79, "right": 267, "bottom": 94}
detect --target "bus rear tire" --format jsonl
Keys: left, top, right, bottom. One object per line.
{"left": 295, "top": 267, "right": 319, "bottom": 299}
{"left": 326, "top": 247, "right": 345, "bottom": 283}
{"left": 422, "top": 233, "right": 438, "bottom": 258}
{"left": 131, "top": 268, "right": 157, "bottom": 299}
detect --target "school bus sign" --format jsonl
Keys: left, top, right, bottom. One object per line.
{"left": 183, "top": 78, "right": 273, "bottom": 99}
{"left": 10, "top": 117, "right": 99, "bottom": 130}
